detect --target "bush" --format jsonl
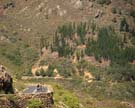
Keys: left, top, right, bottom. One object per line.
{"left": 52, "top": 22, "right": 89, "bottom": 57}
{"left": 86, "top": 26, "right": 120, "bottom": 61}
{"left": 23, "top": 68, "right": 32, "bottom": 76}
{"left": 111, "top": 7, "right": 117, "bottom": 14}
{"left": 54, "top": 84, "right": 80, "bottom": 108}
{"left": 86, "top": 26, "right": 135, "bottom": 65}
{"left": 62, "top": 93, "right": 80, "bottom": 108}
{"left": 57, "top": 60, "right": 73, "bottom": 78}
{"left": 107, "top": 64, "right": 135, "bottom": 81}
{"left": 39, "top": 68, "right": 46, "bottom": 77}
{"left": 46, "top": 65, "right": 54, "bottom": 77}
{"left": 96, "top": 0, "right": 111, "bottom": 5}
{"left": 27, "top": 99, "right": 43, "bottom": 108}
{"left": 46, "top": 70, "right": 54, "bottom": 77}
{"left": 130, "top": 9, "right": 135, "bottom": 18}
{"left": 35, "top": 71, "right": 40, "bottom": 76}
{"left": 120, "top": 18, "right": 129, "bottom": 32}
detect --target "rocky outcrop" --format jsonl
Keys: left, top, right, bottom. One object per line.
{"left": 95, "top": 9, "right": 103, "bottom": 18}
{"left": 0, "top": 92, "right": 54, "bottom": 108}
{"left": 31, "top": 65, "right": 49, "bottom": 76}
{"left": 0, "top": 65, "right": 14, "bottom": 94}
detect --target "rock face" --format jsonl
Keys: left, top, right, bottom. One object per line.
{"left": 0, "top": 65, "right": 14, "bottom": 94}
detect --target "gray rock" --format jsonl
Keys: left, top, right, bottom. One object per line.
{"left": 95, "top": 9, "right": 103, "bottom": 18}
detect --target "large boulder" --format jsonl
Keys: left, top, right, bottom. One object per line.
{"left": 0, "top": 65, "right": 14, "bottom": 94}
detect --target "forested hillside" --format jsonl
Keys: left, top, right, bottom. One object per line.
{"left": 0, "top": 0, "right": 135, "bottom": 108}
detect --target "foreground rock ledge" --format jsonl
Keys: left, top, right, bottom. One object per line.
{"left": 0, "top": 92, "right": 54, "bottom": 108}
{"left": 0, "top": 84, "right": 54, "bottom": 108}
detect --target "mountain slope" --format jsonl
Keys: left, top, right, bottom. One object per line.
{"left": 0, "top": 0, "right": 135, "bottom": 77}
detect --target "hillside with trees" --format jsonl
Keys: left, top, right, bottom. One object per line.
{"left": 0, "top": 0, "right": 135, "bottom": 108}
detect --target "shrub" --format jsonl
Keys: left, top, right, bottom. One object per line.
{"left": 96, "top": 0, "right": 111, "bottom": 5}
{"left": 86, "top": 26, "right": 121, "bottom": 61}
{"left": 131, "top": 36, "right": 135, "bottom": 45}
{"left": 107, "top": 64, "right": 135, "bottom": 81}
{"left": 27, "top": 99, "right": 43, "bottom": 108}
{"left": 46, "top": 71, "right": 53, "bottom": 77}
{"left": 23, "top": 68, "right": 32, "bottom": 76}
{"left": 39, "top": 68, "right": 46, "bottom": 77}
{"left": 120, "top": 18, "right": 129, "bottom": 32}
{"left": 111, "top": 7, "right": 117, "bottom": 14}
{"left": 130, "top": 9, "right": 135, "bottom": 18}
{"left": 77, "top": 22, "right": 87, "bottom": 44}
{"left": 86, "top": 25, "right": 135, "bottom": 66}
{"left": 9, "top": 36, "right": 17, "bottom": 43}
{"left": 62, "top": 93, "right": 80, "bottom": 108}
{"left": 46, "top": 65, "right": 54, "bottom": 77}
{"left": 54, "top": 84, "right": 80, "bottom": 108}
{"left": 35, "top": 71, "right": 40, "bottom": 76}
{"left": 57, "top": 60, "right": 73, "bottom": 78}
{"left": 39, "top": 60, "right": 47, "bottom": 66}
{"left": 52, "top": 22, "right": 89, "bottom": 57}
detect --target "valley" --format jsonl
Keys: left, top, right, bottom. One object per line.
{"left": 0, "top": 0, "right": 135, "bottom": 108}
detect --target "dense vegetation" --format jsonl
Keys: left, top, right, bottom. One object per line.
{"left": 41, "top": 19, "right": 135, "bottom": 81}
{"left": 86, "top": 26, "right": 135, "bottom": 64}
{"left": 50, "top": 22, "right": 135, "bottom": 63}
